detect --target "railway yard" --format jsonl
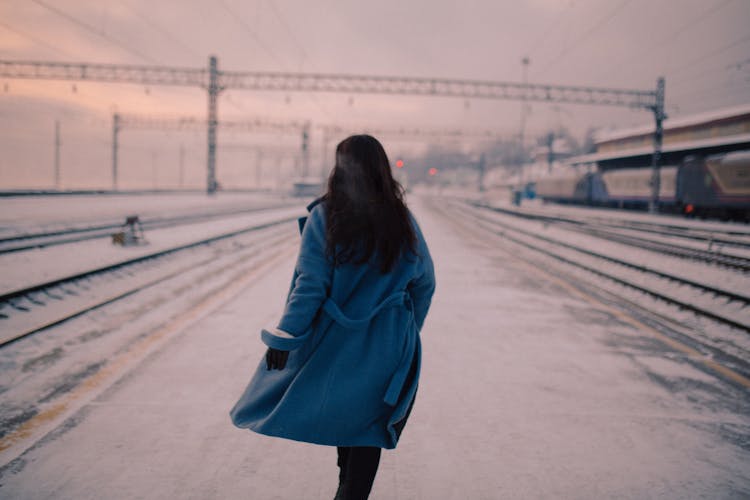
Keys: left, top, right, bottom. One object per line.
{"left": 2, "top": 0, "right": 749, "bottom": 496}
{"left": 0, "top": 191, "right": 748, "bottom": 498}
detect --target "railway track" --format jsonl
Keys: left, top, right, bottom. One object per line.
{"left": 472, "top": 202, "right": 750, "bottom": 272}
{"left": 0, "top": 202, "right": 297, "bottom": 254}
{"left": 459, "top": 201, "right": 749, "bottom": 332}
{"left": 434, "top": 198, "right": 750, "bottom": 381}
{"left": 0, "top": 212, "right": 300, "bottom": 347}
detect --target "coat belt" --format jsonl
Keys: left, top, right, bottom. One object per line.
{"left": 322, "top": 291, "right": 416, "bottom": 407}
{"left": 321, "top": 291, "right": 407, "bottom": 329}
{"left": 262, "top": 291, "right": 417, "bottom": 406}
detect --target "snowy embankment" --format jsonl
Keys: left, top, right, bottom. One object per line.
{"left": 0, "top": 192, "right": 305, "bottom": 461}
{"left": 446, "top": 198, "right": 750, "bottom": 367}
{"left": 0, "top": 191, "right": 298, "bottom": 239}
{"left": 0, "top": 197, "right": 305, "bottom": 296}
{"left": 482, "top": 195, "right": 750, "bottom": 238}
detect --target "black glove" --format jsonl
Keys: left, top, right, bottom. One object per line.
{"left": 266, "top": 348, "right": 289, "bottom": 370}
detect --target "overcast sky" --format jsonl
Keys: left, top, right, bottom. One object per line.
{"left": 1, "top": 0, "right": 748, "bottom": 189}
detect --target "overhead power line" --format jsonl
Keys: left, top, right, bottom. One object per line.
{"left": 526, "top": 0, "right": 579, "bottom": 58}
{"left": 217, "top": 0, "right": 333, "bottom": 120}
{"left": 666, "top": 55, "right": 749, "bottom": 92}
{"left": 536, "top": 0, "right": 633, "bottom": 77}
{"left": 218, "top": 0, "right": 283, "bottom": 66}
{"left": 0, "top": 20, "right": 77, "bottom": 58}
{"left": 669, "top": 32, "right": 750, "bottom": 76}
{"left": 267, "top": 0, "right": 308, "bottom": 66}
{"left": 669, "top": 79, "right": 749, "bottom": 101}
{"left": 29, "top": 0, "right": 158, "bottom": 63}
{"left": 116, "top": 0, "right": 202, "bottom": 62}
{"left": 649, "top": 0, "right": 734, "bottom": 53}
{"left": 594, "top": 0, "right": 735, "bottom": 80}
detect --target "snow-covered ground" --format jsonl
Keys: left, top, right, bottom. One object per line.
{"left": 483, "top": 195, "right": 750, "bottom": 237}
{"left": 427, "top": 184, "right": 750, "bottom": 238}
{"left": 446, "top": 198, "right": 750, "bottom": 370}
{"left": 0, "top": 195, "right": 747, "bottom": 498}
{"left": 0, "top": 202, "right": 304, "bottom": 296}
{"left": 0, "top": 191, "right": 299, "bottom": 238}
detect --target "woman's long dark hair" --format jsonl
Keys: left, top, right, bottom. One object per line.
{"left": 323, "top": 134, "right": 416, "bottom": 273}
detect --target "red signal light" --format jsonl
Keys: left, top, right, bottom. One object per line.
{"left": 428, "top": 168, "right": 437, "bottom": 176}
{"left": 395, "top": 159, "right": 404, "bottom": 168}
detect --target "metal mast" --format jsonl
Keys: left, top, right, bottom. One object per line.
{"left": 112, "top": 113, "right": 120, "bottom": 190}
{"left": 648, "top": 77, "right": 666, "bottom": 214}
{"left": 54, "top": 120, "right": 61, "bottom": 189}
{"left": 301, "top": 121, "right": 310, "bottom": 178}
{"left": 206, "top": 55, "right": 219, "bottom": 194}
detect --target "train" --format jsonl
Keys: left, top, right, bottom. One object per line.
{"left": 529, "top": 150, "right": 750, "bottom": 221}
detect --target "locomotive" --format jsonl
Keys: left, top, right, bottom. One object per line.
{"left": 531, "top": 150, "right": 750, "bottom": 220}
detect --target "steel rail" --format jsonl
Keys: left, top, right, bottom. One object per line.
{"left": 555, "top": 223, "right": 750, "bottom": 272}
{"left": 472, "top": 202, "right": 750, "bottom": 270}
{"left": 432, "top": 199, "right": 750, "bottom": 387}
{"left": 455, "top": 203, "right": 749, "bottom": 333}
{"left": 472, "top": 202, "right": 750, "bottom": 247}
{"left": 0, "top": 215, "right": 298, "bottom": 347}
{"left": 0, "top": 214, "right": 298, "bottom": 307}
{"left": 0, "top": 203, "right": 296, "bottom": 254}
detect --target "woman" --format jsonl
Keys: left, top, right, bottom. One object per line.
{"left": 230, "top": 134, "right": 435, "bottom": 499}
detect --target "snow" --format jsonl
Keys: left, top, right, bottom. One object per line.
{"left": 463, "top": 202, "right": 750, "bottom": 301}
{"left": 0, "top": 191, "right": 298, "bottom": 239}
{"left": 0, "top": 203, "right": 304, "bottom": 296}
{"left": 480, "top": 195, "right": 750, "bottom": 237}
{"left": 0, "top": 195, "right": 748, "bottom": 498}
{"left": 454, "top": 199, "right": 750, "bottom": 364}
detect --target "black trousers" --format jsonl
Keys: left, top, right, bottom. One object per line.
{"left": 334, "top": 355, "right": 418, "bottom": 500}
{"left": 335, "top": 446, "right": 381, "bottom": 500}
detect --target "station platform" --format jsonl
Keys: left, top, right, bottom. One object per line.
{"left": 1, "top": 198, "right": 748, "bottom": 499}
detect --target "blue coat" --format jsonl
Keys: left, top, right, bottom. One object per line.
{"left": 230, "top": 199, "right": 435, "bottom": 449}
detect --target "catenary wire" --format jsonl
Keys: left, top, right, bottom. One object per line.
{"left": 592, "top": 0, "right": 736, "bottom": 80}
{"left": 667, "top": 56, "right": 749, "bottom": 91}
{"left": 0, "top": 20, "right": 78, "bottom": 59}
{"left": 525, "top": 0, "right": 581, "bottom": 58}
{"left": 535, "top": 0, "right": 633, "bottom": 77}
{"left": 668, "top": 32, "right": 750, "bottom": 76}
{"left": 215, "top": 0, "right": 333, "bottom": 120}
{"left": 217, "top": 0, "right": 285, "bottom": 66}
{"left": 266, "top": 0, "right": 309, "bottom": 66}
{"left": 29, "top": 0, "right": 158, "bottom": 63}
{"left": 116, "top": 0, "right": 204, "bottom": 63}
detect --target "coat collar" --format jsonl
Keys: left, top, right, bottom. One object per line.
{"left": 298, "top": 197, "right": 325, "bottom": 234}
{"left": 306, "top": 196, "right": 324, "bottom": 213}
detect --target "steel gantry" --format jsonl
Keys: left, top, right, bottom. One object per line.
{"left": 0, "top": 57, "right": 665, "bottom": 210}
{"left": 112, "top": 112, "right": 311, "bottom": 190}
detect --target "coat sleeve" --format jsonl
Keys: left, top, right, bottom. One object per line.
{"left": 267, "top": 205, "right": 333, "bottom": 349}
{"left": 407, "top": 216, "right": 436, "bottom": 332}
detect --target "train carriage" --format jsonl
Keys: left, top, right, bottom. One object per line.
{"left": 600, "top": 165, "right": 678, "bottom": 208}
{"left": 678, "top": 150, "right": 750, "bottom": 219}
{"left": 531, "top": 150, "right": 749, "bottom": 220}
